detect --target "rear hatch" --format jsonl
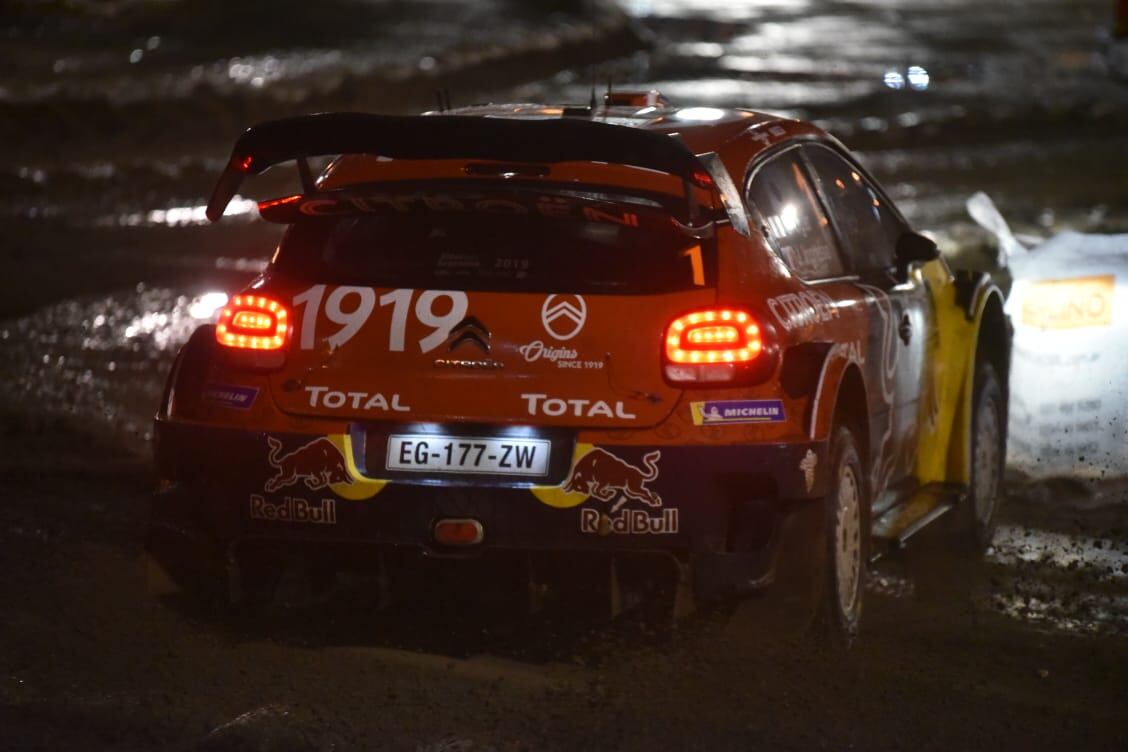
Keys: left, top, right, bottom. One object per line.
{"left": 263, "top": 181, "right": 718, "bottom": 428}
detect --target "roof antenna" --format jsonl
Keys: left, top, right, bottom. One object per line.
{"left": 443, "top": 88, "right": 452, "bottom": 112}
{"left": 434, "top": 89, "right": 445, "bottom": 113}
{"left": 296, "top": 155, "right": 314, "bottom": 193}
{"left": 587, "top": 0, "right": 597, "bottom": 112}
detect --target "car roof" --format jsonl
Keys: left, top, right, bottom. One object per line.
{"left": 311, "top": 96, "right": 833, "bottom": 200}
{"left": 432, "top": 100, "right": 822, "bottom": 156}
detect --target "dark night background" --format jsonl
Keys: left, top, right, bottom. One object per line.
{"left": 1, "top": 1, "right": 1126, "bottom": 750}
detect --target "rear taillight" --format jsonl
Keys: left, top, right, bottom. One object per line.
{"left": 215, "top": 295, "right": 290, "bottom": 350}
{"left": 663, "top": 308, "right": 770, "bottom": 384}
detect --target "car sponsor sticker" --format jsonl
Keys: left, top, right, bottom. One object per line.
{"left": 518, "top": 341, "right": 604, "bottom": 370}
{"left": 522, "top": 393, "right": 636, "bottom": 419}
{"left": 304, "top": 385, "right": 410, "bottom": 412}
{"left": 567, "top": 449, "right": 675, "bottom": 536}
{"left": 202, "top": 383, "right": 258, "bottom": 409}
{"left": 690, "top": 399, "right": 785, "bottom": 425}
{"left": 767, "top": 290, "right": 840, "bottom": 331}
{"left": 563, "top": 448, "right": 663, "bottom": 507}
{"left": 264, "top": 435, "right": 386, "bottom": 501}
{"left": 249, "top": 494, "right": 336, "bottom": 525}
{"left": 292, "top": 285, "right": 469, "bottom": 353}
{"left": 540, "top": 294, "right": 586, "bottom": 340}
{"left": 749, "top": 123, "right": 789, "bottom": 147}
{"left": 580, "top": 508, "right": 679, "bottom": 535}
{"left": 533, "top": 447, "right": 676, "bottom": 536}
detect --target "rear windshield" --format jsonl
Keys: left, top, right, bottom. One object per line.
{"left": 270, "top": 186, "right": 715, "bottom": 294}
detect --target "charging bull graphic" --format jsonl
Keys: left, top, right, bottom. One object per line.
{"left": 265, "top": 436, "right": 354, "bottom": 493}
{"left": 562, "top": 448, "right": 662, "bottom": 509}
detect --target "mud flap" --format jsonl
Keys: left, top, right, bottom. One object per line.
{"left": 759, "top": 499, "right": 826, "bottom": 629}
{"left": 146, "top": 482, "right": 233, "bottom": 603}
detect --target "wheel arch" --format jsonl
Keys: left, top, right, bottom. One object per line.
{"left": 160, "top": 324, "right": 219, "bottom": 420}
{"left": 832, "top": 364, "right": 870, "bottom": 480}
{"left": 809, "top": 354, "right": 870, "bottom": 476}
{"left": 946, "top": 283, "right": 1011, "bottom": 484}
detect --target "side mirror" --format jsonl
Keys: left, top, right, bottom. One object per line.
{"left": 896, "top": 231, "right": 940, "bottom": 266}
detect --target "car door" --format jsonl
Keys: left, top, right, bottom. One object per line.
{"left": 799, "top": 143, "right": 930, "bottom": 499}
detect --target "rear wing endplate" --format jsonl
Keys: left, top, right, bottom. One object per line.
{"left": 205, "top": 112, "right": 711, "bottom": 222}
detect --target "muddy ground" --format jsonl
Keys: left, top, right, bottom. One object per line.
{"left": 3, "top": 0, "right": 1128, "bottom": 749}
{"left": 0, "top": 412, "right": 1126, "bottom": 751}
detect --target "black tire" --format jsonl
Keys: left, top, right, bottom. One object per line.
{"left": 959, "top": 360, "right": 1005, "bottom": 554}
{"left": 814, "top": 425, "right": 871, "bottom": 647}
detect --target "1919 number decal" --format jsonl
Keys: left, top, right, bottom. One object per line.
{"left": 292, "top": 285, "right": 468, "bottom": 353}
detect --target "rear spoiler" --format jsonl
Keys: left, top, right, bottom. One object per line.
{"left": 205, "top": 112, "right": 711, "bottom": 222}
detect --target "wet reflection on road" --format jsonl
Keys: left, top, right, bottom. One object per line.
{"left": 0, "top": 287, "right": 228, "bottom": 445}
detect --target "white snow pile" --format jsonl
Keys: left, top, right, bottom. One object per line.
{"left": 968, "top": 193, "right": 1128, "bottom": 480}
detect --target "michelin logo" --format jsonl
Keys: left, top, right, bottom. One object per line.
{"left": 691, "top": 399, "right": 786, "bottom": 426}
{"left": 202, "top": 383, "right": 258, "bottom": 409}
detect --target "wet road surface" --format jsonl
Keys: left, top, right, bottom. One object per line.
{"left": 2, "top": 0, "right": 1128, "bottom": 749}
{"left": 0, "top": 415, "right": 1125, "bottom": 751}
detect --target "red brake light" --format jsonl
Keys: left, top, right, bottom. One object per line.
{"left": 666, "top": 309, "right": 762, "bottom": 363}
{"left": 216, "top": 295, "right": 289, "bottom": 350}
{"left": 663, "top": 308, "right": 769, "bottom": 384}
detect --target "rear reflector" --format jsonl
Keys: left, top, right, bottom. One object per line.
{"left": 433, "top": 518, "right": 485, "bottom": 547}
{"left": 216, "top": 295, "right": 289, "bottom": 350}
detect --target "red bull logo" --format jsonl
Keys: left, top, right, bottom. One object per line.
{"left": 265, "top": 436, "right": 353, "bottom": 493}
{"left": 562, "top": 448, "right": 662, "bottom": 508}
{"left": 560, "top": 448, "right": 677, "bottom": 536}
{"left": 580, "top": 508, "right": 678, "bottom": 536}
{"left": 249, "top": 494, "right": 337, "bottom": 525}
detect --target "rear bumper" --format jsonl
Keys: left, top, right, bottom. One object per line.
{"left": 151, "top": 419, "right": 828, "bottom": 594}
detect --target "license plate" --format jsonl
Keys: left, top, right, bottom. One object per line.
{"left": 385, "top": 434, "right": 551, "bottom": 476}
{"left": 1021, "top": 275, "right": 1115, "bottom": 329}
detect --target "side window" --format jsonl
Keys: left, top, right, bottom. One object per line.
{"left": 745, "top": 151, "right": 846, "bottom": 280}
{"left": 802, "top": 145, "right": 904, "bottom": 273}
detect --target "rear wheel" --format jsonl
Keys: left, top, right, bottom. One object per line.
{"left": 815, "top": 425, "right": 870, "bottom": 646}
{"left": 960, "top": 360, "right": 1005, "bottom": 554}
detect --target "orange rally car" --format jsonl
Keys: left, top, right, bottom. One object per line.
{"left": 150, "top": 92, "right": 1011, "bottom": 641}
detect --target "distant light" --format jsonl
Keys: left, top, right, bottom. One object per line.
{"left": 780, "top": 203, "right": 799, "bottom": 232}
{"left": 189, "top": 292, "right": 229, "bottom": 321}
{"left": 116, "top": 195, "right": 257, "bottom": 228}
{"left": 907, "top": 65, "right": 930, "bottom": 90}
{"left": 883, "top": 70, "right": 904, "bottom": 90}
{"left": 766, "top": 203, "right": 801, "bottom": 238}
{"left": 676, "top": 107, "right": 726, "bottom": 121}
{"left": 129, "top": 49, "right": 143, "bottom": 64}
{"left": 674, "top": 42, "right": 725, "bottom": 58}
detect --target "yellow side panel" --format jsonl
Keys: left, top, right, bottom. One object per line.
{"left": 914, "top": 260, "right": 978, "bottom": 485}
